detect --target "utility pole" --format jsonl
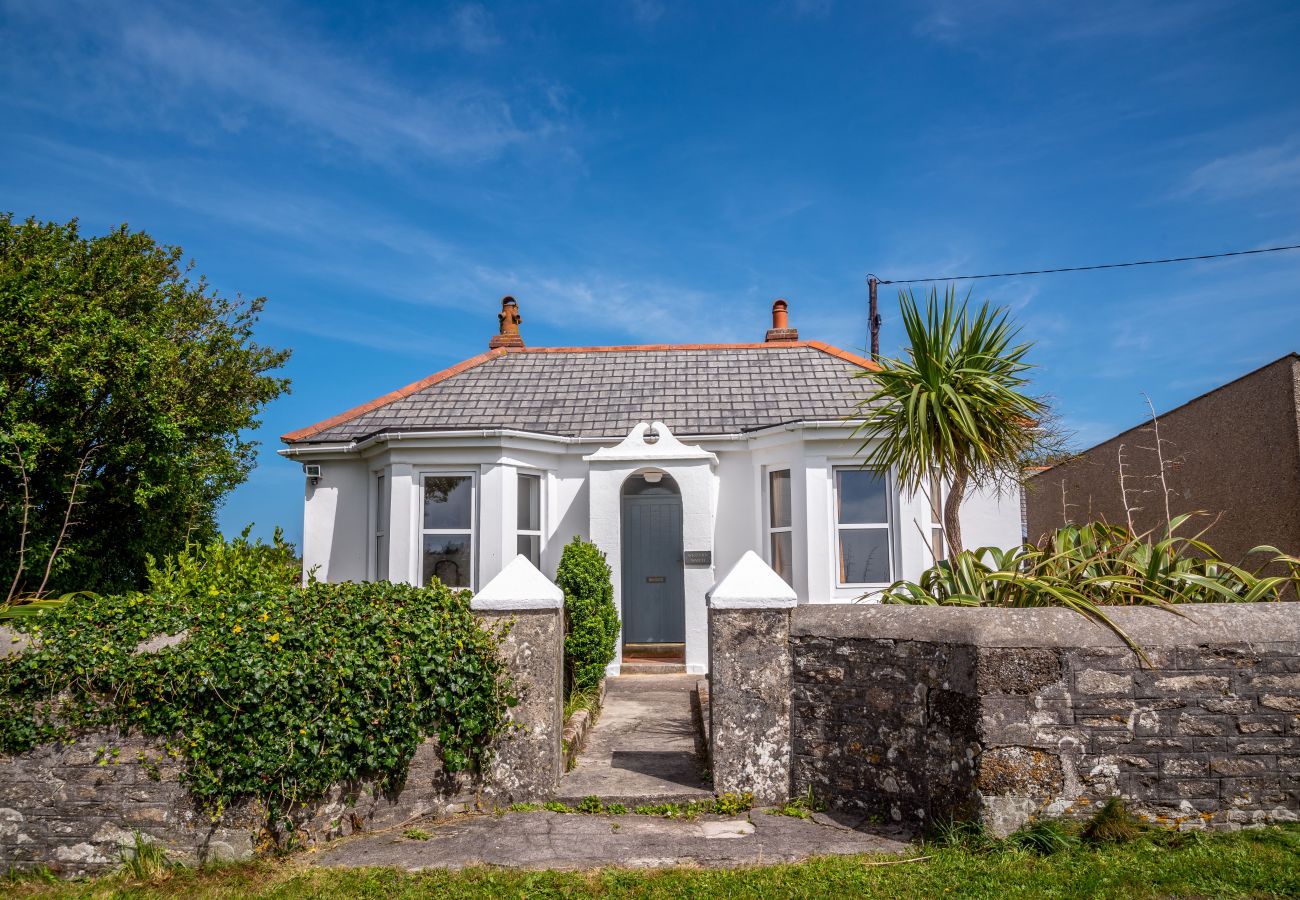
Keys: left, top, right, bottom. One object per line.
{"left": 867, "top": 275, "right": 881, "bottom": 360}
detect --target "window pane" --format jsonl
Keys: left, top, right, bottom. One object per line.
{"left": 838, "top": 529, "right": 891, "bottom": 584}
{"left": 423, "top": 534, "right": 472, "bottom": 588}
{"left": 375, "top": 473, "right": 389, "bottom": 581}
{"left": 518, "top": 473, "right": 541, "bottom": 531}
{"left": 931, "top": 527, "right": 945, "bottom": 563}
{"left": 769, "top": 469, "right": 791, "bottom": 529}
{"left": 375, "top": 534, "right": 389, "bottom": 581}
{"left": 517, "top": 534, "right": 541, "bottom": 567}
{"left": 770, "top": 531, "right": 793, "bottom": 586}
{"left": 424, "top": 476, "right": 472, "bottom": 529}
{"left": 835, "top": 469, "right": 889, "bottom": 524}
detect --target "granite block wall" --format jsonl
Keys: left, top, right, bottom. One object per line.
{"left": 715, "top": 603, "right": 1300, "bottom": 836}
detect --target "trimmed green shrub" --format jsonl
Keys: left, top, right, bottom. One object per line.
{"left": 0, "top": 546, "right": 513, "bottom": 822}
{"left": 555, "top": 536, "right": 618, "bottom": 695}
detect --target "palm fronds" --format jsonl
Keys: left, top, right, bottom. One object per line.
{"left": 853, "top": 286, "right": 1045, "bottom": 556}
{"left": 0, "top": 591, "right": 95, "bottom": 621}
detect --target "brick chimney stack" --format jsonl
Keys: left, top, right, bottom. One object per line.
{"left": 765, "top": 298, "right": 798, "bottom": 342}
{"left": 489, "top": 296, "right": 525, "bottom": 349}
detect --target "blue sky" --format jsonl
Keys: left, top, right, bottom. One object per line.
{"left": 3, "top": 0, "right": 1299, "bottom": 546}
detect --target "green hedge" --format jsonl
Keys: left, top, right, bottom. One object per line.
{"left": 555, "top": 537, "right": 618, "bottom": 695}
{"left": 0, "top": 536, "right": 513, "bottom": 820}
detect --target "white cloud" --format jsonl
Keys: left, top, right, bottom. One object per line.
{"left": 117, "top": 21, "right": 534, "bottom": 163}
{"left": 786, "top": 0, "right": 834, "bottom": 18}
{"left": 916, "top": 0, "right": 1224, "bottom": 45}
{"left": 1177, "top": 140, "right": 1300, "bottom": 202}
{"left": 2, "top": 2, "right": 565, "bottom": 166}
{"left": 470, "top": 267, "right": 746, "bottom": 344}
{"left": 447, "top": 4, "right": 501, "bottom": 53}
{"left": 262, "top": 304, "right": 442, "bottom": 357}
{"left": 627, "top": 0, "right": 664, "bottom": 26}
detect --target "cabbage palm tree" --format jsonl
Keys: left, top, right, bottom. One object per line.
{"left": 853, "top": 286, "right": 1043, "bottom": 558}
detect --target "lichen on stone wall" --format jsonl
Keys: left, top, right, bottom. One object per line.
{"left": 771, "top": 605, "right": 1300, "bottom": 836}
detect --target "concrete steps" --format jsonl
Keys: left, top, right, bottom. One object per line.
{"left": 557, "top": 673, "right": 711, "bottom": 805}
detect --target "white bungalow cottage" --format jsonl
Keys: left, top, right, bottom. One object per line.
{"left": 280, "top": 297, "right": 1022, "bottom": 674}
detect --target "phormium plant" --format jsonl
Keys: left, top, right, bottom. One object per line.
{"left": 873, "top": 515, "right": 1300, "bottom": 656}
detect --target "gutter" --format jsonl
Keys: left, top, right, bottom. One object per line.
{"left": 276, "top": 420, "right": 867, "bottom": 460}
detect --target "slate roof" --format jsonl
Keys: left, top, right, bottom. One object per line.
{"left": 282, "top": 341, "right": 879, "bottom": 445}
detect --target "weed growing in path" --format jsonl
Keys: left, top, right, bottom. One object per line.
{"left": 768, "top": 788, "right": 827, "bottom": 819}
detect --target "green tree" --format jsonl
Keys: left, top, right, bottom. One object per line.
{"left": 0, "top": 214, "right": 289, "bottom": 596}
{"left": 853, "top": 286, "right": 1044, "bottom": 557}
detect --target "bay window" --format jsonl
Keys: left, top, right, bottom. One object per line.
{"left": 767, "top": 468, "right": 793, "bottom": 586}
{"left": 373, "top": 471, "right": 389, "bottom": 581}
{"left": 834, "top": 467, "right": 893, "bottom": 586}
{"left": 517, "top": 472, "right": 542, "bottom": 567}
{"left": 421, "top": 473, "right": 475, "bottom": 589}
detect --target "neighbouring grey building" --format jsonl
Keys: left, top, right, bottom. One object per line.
{"left": 1026, "top": 353, "right": 1300, "bottom": 563}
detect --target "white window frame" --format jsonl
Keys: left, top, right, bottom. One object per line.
{"left": 372, "top": 469, "right": 390, "bottom": 581}
{"left": 764, "top": 466, "right": 794, "bottom": 586}
{"left": 516, "top": 470, "right": 544, "bottom": 568}
{"left": 418, "top": 470, "right": 477, "bottom": 591}
{"left": 928, "top": 471, "right": 946, "bottom": 564}
{"left": 832, "top": 465, "right": 895, "bottom": 588}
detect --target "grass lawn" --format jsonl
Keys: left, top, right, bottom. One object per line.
{"left": 7, "top": 825, "right": 1300, "bottom": 899}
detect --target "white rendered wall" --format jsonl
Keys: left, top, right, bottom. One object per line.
{"left": 290, "top": 427, "right": 1026, "bottom": 669}
{"left": 300, "top": 457, "right": 368, "bottom": 583}
{"left": 959, "top": 480, "right": 1025, "bottom": 553}
{"left": 711, "top": 449, "right": 758, "bottom": 593}
{"left": 546, "top": 454, "right": 593, "bottom": 578}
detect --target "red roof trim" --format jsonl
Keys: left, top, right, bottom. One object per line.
{"left": 801, "top": 340, "right": 880, "bottom": 372}
{"left": 281, "top": 341, "right": 880, "bottom": 444}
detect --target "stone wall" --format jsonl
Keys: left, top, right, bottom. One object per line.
{"left": 0, "top": 581, "right": 564, "bottom": 877}
{"left": 0, "top": 728, "right": 475, "bottom": 877}
{"left": 711, "top": 601, "right": 1300, "bottom": 836}
{"left": 790, "top": 627, "right": 979, "bottom": 827}
{"left": 708, "top": 608, "right": 794, "bottom": 804}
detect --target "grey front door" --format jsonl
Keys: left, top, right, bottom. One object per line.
{"left": 621, "top": 494, "right": 686, "bottom": 644}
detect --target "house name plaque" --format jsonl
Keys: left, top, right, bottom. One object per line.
{"left": 683, "top": 551, "right": 712, "bottom": 567}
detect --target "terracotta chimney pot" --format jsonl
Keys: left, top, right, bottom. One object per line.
{"left": 489, "top": 296, "right": 525, "bottom": 349}
{"left": 765, "top": 298, "right": 798, "bottom": 342}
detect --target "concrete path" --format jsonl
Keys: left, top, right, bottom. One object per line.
{"left": 311, "top": 809, "right": 912, "bottom": 871}
{"left": 556, "top": 673, "right": 711, "bottom": 805}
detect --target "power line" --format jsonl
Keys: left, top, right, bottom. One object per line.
{"left": 871, "top": 242, "right": 1300, "bottom": 286}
